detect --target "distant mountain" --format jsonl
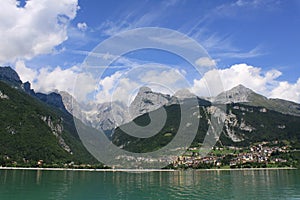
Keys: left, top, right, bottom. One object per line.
{"left": 129, "top": 86, "right": 172, "bottom": 119}
{"left": 60, "top": 87, "right": 172, "bottom": 136}
{"left": 213, "top": 84, "right": 260, "bottom": 104}
{"left": 213, "top": 84, "right": 300, "bottom": 116}
{"left": 112, "top": 101, "right": 300, "bottom": 153}
{"left": 267, "top": 98, "right": 300, "bottom": 116}
{"left": 128, "top": 86, "right": 211, "bottom": 118}
{"left": 0, "top": 66, "right": 98, "bottom": 166}
{"left": 173, "top": 88, "right": 197, "bottom": 99}
{"left": 60, "top": 86, "right": 210, "bottom": 136}
{"left": 23, "top": 81, "right": 67, "bottom": 112}
{"left": 112, "top": 84, "right": 300, "bottom": 152}
{"left": 0, "top": 67, "right": 67, "bottom": 112}
{"left": 60, "top": 91, "right": 129, "bottom": 137}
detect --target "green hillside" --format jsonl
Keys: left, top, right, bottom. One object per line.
{"left": 220, "top": 104, "right": 300, "bottom": 146}
{"left": 0, "top": 81, "right": 98, "bottom": 167}
{"left": 112, "top": 102, "right": 300, "bottom": 153}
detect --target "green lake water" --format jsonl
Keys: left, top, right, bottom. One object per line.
{"left": 1, "top": 169, "right": 300, "bottom": 200}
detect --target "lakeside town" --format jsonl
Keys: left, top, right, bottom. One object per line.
{"left": 170, "top": 141, "right": 299, "bottom": 169}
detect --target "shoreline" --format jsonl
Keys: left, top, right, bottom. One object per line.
{"left": 195, "top": 167, "right": 298, "bottom": 171}
{"left": 0, "top": 167, "right": 175, "bottom": 172}
{"left": 0, "top": 166, "right": 297, "bottom": 172}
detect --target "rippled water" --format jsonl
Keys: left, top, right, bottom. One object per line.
{"left": 0, "top": 169, "right": 300, "bottom": 199}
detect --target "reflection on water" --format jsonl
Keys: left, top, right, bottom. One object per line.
{"left": 0, "top": 169, "right": 300, "bottom": 200}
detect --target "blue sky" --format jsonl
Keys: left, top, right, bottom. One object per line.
{"left": 65, "top": 0, "right": 299, "bottom": 80}
{"left": 1, "top": 0, "right": 300, "bottom": 103}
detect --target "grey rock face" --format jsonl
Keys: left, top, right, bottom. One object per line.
{"left": 61, "top": 87, "right": 208, "bottom": 135}
{"left": 60, "top": 87, "right": 174, "bottom": 134}
{"left": 41, "top": 115, "right": 72, "bottom": 154}
{"left": 174, "top": 88, "right": 195, "bottom": 99}
{"left": 213, "top": 84, "right": 300, "bottom": 116}
{"left": 90, "top": 101, "right": 129, "bottom": 131}
{"left": 129, "top": 87, "right": 171, "bottom": 120}
{"left": 60, "top": 91, "right": 130, "bottom": 134}
{"left": 213, "top": 84, "right": 255, "bottom": 104}
{"left": 60, "top": 91, "right": 91, "bottom": 126}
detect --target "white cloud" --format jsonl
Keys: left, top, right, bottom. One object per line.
{"left": 0, "top": 0, "right": 78, "bottom": 63}
{"left": 15, "top": 60, "right": 37, "bottom": 83}
{"left": 215, "top": 46, "right": 265, "bottom": 59}
{"left": 190, "top": 63, "right": 292, "bottom": 100}
{"left": 108, "top": 77, "right": 140, "bottom": 105}
{"left": 234, "top": 0, "right": 280, "bottom": 9}
{"left": 96, "top": 71, "right": 124, "bottom": 103}
{"left": 215, "top": 64, "right": 282, "bottom": 94}
{"left": 270, "top": 79, "right": 300, "bottom": 103}
{"left": 100, "top": 20, "right": 132, "bottom": 36}
{"left": 140, "top": 68, "right": 184, "bottom": 86}
{"left": 15, "top": 62, "right": 96, "bottom": 102}
{"left": 98, "top": 0, "right": 175, "bottom": 37}
{"left": 34, "top": 66, "right": 96, "bottom": 102}
{"left": 94, "top": 64, "right": 190, "bottom": 105}
{"left": 191, "top": 69, "right": 222, "bottom": 97}
{"left": 195, "top": 57, "right": 216, "bottom": 67}
{"left": 15, "top": 61, "right": 300, "bottom": 104}
{"left": 77, "top": 22, "right": 88, "bottom": 31}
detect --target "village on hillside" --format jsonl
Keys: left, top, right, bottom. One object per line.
{"left": 171, "top": 141, "right": 298, "bottom": 169}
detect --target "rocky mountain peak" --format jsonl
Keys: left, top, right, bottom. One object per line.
{"left": 0, "top": 66, "right": 22, "bottom": 87}
{"left": 36, "top": 92, "right": 67, "bottom": 111}
{"left": 138, "top": 86, "right": 152, "bottom": 94}
{"left": 214, "top": 84, "right": 256, "bottom": 104}
{"left": 174, "top": 88, "right": 195, "bottom": 99}
{"left": 129, "top": 86, "right": 171, "bottom": 119}
{"left": 231, "top": 84, "right": 253, "bottom": 93}
{"left": 22, "top": 81, "right": 35, "bottom": 96}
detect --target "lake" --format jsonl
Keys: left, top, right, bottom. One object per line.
{"left": 1, "top": 169, "right": 300, "bottom": 199}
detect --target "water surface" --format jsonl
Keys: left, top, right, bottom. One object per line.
{"left": 0, "top": 169, "right": 300, "bottom": 199}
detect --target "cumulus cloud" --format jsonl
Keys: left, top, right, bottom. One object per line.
{"left": 214, "top": 64, "right": 282, "bottom": 94}
{"left": 93, "top": 62, "right": 300, "bottom": 105}
{"left": 191, "top": 63, "right": 300, "bottom": 103}
{"left": 140, "top": 68, "right": 186, "bottom": 87}
{"left": 191, "top": 69, "right": 224, "bottom": 97}
{"left": 15, "top": 61, "right": 300, "bottom": 104}
{"left": 15, "top": 62, "right": 96, "bottom": 102}
{"left": 270, "top": 79, "right": 300, "bottom": 103}
{"left": 195, "top": 57, "right": 216, "bottom": 67}
{"left": 15, "top": 60, "right": 37, "bottom": 83}
{"left": 15, "top": 58, "right": 190, "bottom": 104}
{"left": 95, "top": 65, "right": 189, "bottom": 105}
{"left": 95, "top": 71, "right": 125, "bottom": 103}
{"left": 77, "top": 22, "right": 88, "bottom": 31}
{"left": 106, "top": 77, "right": 140, "bottom": 105}
{"left": 0, "top": 0, "right": 78, "bottom": 63}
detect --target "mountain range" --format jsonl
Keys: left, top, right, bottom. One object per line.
{"left": 1, "top": 66, "right": 300, "bottom": 166}
{"left": 60, "top": 80, "right": 300, "bottom": 139}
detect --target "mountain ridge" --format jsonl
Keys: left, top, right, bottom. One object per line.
{"left": 0, "top": 66, "right": 99, "bottom": 167}
{"left": 213, "top": 84, "right": 300, "bottom": 116}
{"left": 2, "top": 66, "right": 300, "bottom": 136}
